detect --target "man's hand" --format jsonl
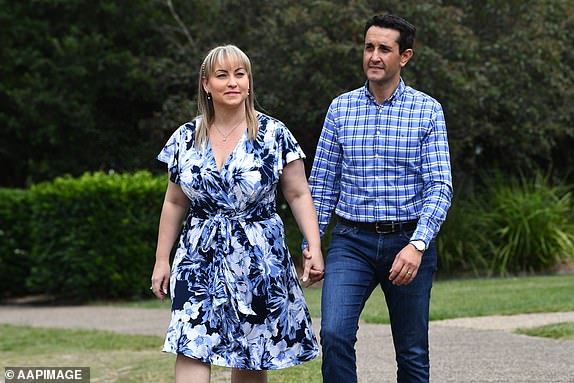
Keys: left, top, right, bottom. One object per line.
{"left": 388, "top": 243, "right": 423, "bottom": 286}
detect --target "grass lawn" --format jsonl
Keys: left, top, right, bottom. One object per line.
{"left": 0, "top": 324, "right": 321, "bottom": 383}
{"left": 0, "top": 325, "right": 176, "bottom": 382}
{"left": 514, "top": 321, "right": 574, "bottom": 340}
{"left": 117, "top": 274, "right": 574, "bottom": 324}
{"left": 6, "top": 274, "right": 573, "bottom": 382}
{"left": 363, "top": 274, "right": 574, "bottom": 323}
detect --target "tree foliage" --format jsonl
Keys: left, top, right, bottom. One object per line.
{"left": 1, "top": 0, "right": 573, "bottom": 187}
{"left": 0, "top": 0, "right": 171, "bottom": 186}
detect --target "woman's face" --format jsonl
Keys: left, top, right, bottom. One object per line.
{"left": 203, "top": 59, "right": 250, "bottom": 110}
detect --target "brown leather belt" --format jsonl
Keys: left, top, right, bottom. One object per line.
{"left": 337, "top": 216, "right": 418, "bottom": 234}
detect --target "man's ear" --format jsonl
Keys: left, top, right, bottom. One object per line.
{"left": 400, "top": 48, "right": 414, "bottom": 67}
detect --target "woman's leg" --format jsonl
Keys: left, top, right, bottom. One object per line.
{"left": 175, "top": 354, "right": 211, "bottom": 383}
{"left": 231, "top": 369, "right": 268, "bottom": 383}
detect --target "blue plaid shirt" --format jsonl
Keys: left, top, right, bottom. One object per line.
{"left": 308, "top": 79, "right": 453, "bottom": 246}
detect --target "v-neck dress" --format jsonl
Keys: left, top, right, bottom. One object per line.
{"left": 156, "top": 113, "right": 319, "bottom": 370}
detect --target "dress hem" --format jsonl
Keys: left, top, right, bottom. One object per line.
{"left": 161, "top": 348, "right": 320, "bottom": 371}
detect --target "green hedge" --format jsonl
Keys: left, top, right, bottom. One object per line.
{"left": 25, "top": 171, "right": 166, "bottom": 301}
{"left": 3, "top": 170, "right": 573, "bottom": 301}
{"left": 0, "top": 188, "right": 31, "bottom": 297}
{"left": 0, "top": 171, "right": 312, "bottom": 302}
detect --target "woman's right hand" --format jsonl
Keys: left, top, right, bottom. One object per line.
{"left": 150, "top": 260, "right": 171, "bottom": 301}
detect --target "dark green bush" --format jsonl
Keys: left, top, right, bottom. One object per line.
{"left": 2, "top": 171, "right": 323, "bottom": 301}
{"left": 436, "top": 194, "right": 489, "bottom": 276}
{"left": 438, "top": 173, "right": 574, "bottom": 276}
{"left": 477, "top": 174, "right": 574, "bottom": 275}
{"left": 7, "top": 169, "right": 573, "bottom": 302}
{"left": 26, "top": 171, "right": 166, "bottom": 301}
{"left": 0, "top": 188, "right": 31, "bottom": 297}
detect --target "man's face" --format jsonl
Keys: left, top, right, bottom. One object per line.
{"left": 363, "top": 26, "right": 412, "bottom": 85}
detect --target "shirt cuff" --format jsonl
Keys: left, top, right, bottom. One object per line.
{"left": 410, "top": 227, "right": 433, "bottom": 248}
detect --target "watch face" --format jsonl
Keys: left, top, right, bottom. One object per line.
{"left": 412, "top": 240, "right": 425, "bottom": 251}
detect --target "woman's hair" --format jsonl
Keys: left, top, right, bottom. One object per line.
{"left": 195, "top": 45, "right": 258, "bottom": 148}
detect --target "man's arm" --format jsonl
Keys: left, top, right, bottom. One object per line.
{"left": 307, "top": 103, "right": 344, "bottom": 238}
{"left": 411, "top": 102, "right": 453, "bottom": 245}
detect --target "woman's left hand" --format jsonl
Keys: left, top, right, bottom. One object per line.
{"left": 301, "top": 247, "right": 324, "bottom": 287}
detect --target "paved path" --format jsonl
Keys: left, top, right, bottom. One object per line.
{"left": 1, "top": 306, "right": 573, "bottom": 382}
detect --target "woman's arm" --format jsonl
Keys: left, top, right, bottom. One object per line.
{"left": 280, "top": 159, "right": 324, "bottom": 286}
{"left": 151, "top": 175, "right": 190, "bottom": 300}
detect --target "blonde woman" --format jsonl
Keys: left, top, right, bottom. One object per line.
{"left": 151, "top": 45, "right": 324, "bottom": 383}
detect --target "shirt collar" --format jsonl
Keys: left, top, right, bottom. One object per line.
{"left": 363, "top": 78, "right": 406, "bottom": 105}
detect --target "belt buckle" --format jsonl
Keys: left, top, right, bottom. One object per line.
{"left": 375, "top": 221, "right": 395, "bottom": 234}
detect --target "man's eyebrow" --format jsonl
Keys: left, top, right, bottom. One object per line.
{"left": 365, "top": 42, "right": 393, "bottom": 49}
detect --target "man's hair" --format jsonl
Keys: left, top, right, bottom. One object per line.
{"left": 363, "top": 14, "right": 416, "bottom": 53}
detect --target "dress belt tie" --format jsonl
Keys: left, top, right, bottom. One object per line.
{"left": 196, "top": 211, "right": 274, "bottom": 320}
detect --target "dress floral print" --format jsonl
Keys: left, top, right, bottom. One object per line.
{"left": 157, "top": 113, "right": 319, "bottom": 370}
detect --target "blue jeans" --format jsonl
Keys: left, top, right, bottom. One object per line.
{"left": 320, "top": 222, "right": 437, "bottom": 383}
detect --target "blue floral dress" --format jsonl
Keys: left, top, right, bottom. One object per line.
{"left": 157, "top": 113, "right": 319, "bottom": 370}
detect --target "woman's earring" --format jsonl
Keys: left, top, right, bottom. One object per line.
{"left": 207, "top": 92, "right": 212, "bottom": 101}
{"left": 247, "top": 89, "right": 250, "bottom": 96}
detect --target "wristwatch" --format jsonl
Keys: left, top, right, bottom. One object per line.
{"left": 410, "top": 240, "right": 426, "bottom": 253}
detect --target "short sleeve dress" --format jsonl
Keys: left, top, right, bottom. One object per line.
{"left": 156, "top": 113, "right": 319, "bottom": 370}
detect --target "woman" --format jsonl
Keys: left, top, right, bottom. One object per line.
{"left": 150, "top": 45, "right": 324, "bottom": 383}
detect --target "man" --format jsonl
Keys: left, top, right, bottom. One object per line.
{"left": 305, "top": 14, "right": 452, "bottom": 383}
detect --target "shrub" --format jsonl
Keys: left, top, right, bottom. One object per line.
{"left": 438, "top": 173, "right": 574, "bottom": 276}
{"left": 26, "top": 171, "right": 166, "bottom": 301}
{"left": 477, "top": 174, "right": 574, "bottom": 275}
{"left": 0, "top": 188, "right": 31, "bottom": 297}
{"left": 436, "top": 194, "right": 489, "bottom": 276}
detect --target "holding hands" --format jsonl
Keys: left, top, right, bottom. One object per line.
{"left": 301, "top": 247, "right": 325, "bottom": 287}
